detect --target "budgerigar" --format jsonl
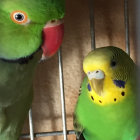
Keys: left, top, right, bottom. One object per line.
{"left": 0, "top": 0, "right": 65, "bottom": 140}
{"left": 74, "top": 46, "right": 140, "bottom": 140}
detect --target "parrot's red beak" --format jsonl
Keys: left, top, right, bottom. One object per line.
{"left": 41, "top": 19, "right": 64, "bottom": 60}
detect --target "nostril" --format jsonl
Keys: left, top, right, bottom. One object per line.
{"left": 96, "top": 71, "right": 99, "bottom": 73}
{"left": 88, "top": 72, "right": 91, "bottom": 75}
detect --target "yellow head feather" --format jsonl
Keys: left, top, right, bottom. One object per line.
{"left": 83, "top": 46, "right": 136, "bottom": 106}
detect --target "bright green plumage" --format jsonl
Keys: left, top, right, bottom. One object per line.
{"left": 74, "top": 46, "right": 139, "bottom": 140}
{"left": 0, "top": 0, "right": 65, "bottom": 59}
{"left": 0, "top": 0, "right": 64, "bottom": 140}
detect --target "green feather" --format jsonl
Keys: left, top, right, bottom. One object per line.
{"left": 75, "top": 77, "right": 138, "bottom": 140}
{"left": 0, "top": 0, "right": 65, "bottom": 139}
{"left": 0, "top": 0, "right": 65, "bottom": 59}
{"left": 74, "top": 46, "right": 139, "bottom": 140}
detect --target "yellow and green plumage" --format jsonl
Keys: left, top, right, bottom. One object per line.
{"left": 74, "top": 46, "right": 139, "bottom": 140}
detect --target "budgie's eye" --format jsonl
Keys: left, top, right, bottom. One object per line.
{"left": 111, "top": 60, "right": 117, "bottom": 67}
{"left": 10, "top": 10, "right": 29, "bottom": 24}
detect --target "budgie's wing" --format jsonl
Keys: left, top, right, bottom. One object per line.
{"left": 77, "top": 134, "right": 85, "bottom": 140}
{"left": 74, "top": 112, "right": 85, "bottom": 140}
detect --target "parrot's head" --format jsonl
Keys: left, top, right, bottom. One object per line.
{"left": 0, "top": 0, "right": 65, "bottom": 62}
{"left": 83, "top": 46, "right": 136, "bottom": 105}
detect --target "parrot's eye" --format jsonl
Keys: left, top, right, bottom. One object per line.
{"left": 10, "top": 10, "right": 29, "bottom": 25}
{"left": 111, "top": 60, "right": 117, "bottom": 67}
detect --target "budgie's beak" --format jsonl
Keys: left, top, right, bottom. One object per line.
{"left": 87, "top": 70, "right": 105, "bottom": 96}
{"left": 41, "top": 19, "right": 64, "bottom": 60}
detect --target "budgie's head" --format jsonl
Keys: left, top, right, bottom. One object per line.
{"left": 0, "top": 0, "right": 65, "bottom": 61}
{"left": 83, "top": 46, "right": 136, "bottom": 105}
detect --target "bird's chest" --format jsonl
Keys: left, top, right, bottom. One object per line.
{"left": 0, "top": 51, "right": 41, "bottom": 107}
{"left": 79, "top": 93, "right": 137, "bottom": 140}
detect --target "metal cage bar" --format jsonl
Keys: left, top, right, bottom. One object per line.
{"left": 22, "top": 49, "right": 69, "bottom": 140}
{"left": 89, "top": 0, "right": 96, "bottom": 50}
{"left": 21, "top": 130, "right": 75, "bottom": 139}
{"left": 29, "top": 109, "right": 34, "bottom": 140}
{"left": 124, "top": 0, "right": 130, "bottom": 55}
{"left": 21, "top": 0, "right": 131, "bottom": 139}
{"left": 58, "top": 49, "right": 68, "bottom": 140}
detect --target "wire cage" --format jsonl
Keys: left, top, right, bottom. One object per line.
{"left": 20, "top": 0, "right": 138, "bottom": 139}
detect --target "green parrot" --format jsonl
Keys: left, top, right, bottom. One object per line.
{"left": 74, "top": 46, "right": 140, "bottom": 140}
{"left": 0, "top": 0, "right": 65, "bottom": 140}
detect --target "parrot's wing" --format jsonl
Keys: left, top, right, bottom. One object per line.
{"left": 74, "top": 86, "right": 85, "bottom": 140}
